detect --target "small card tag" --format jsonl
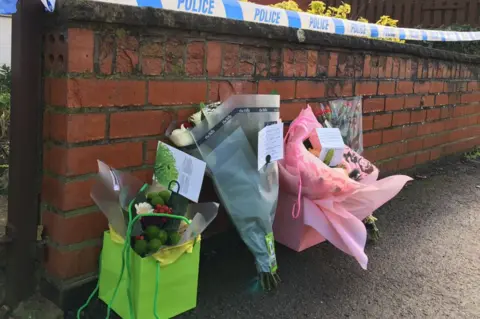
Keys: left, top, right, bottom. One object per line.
{"left": 265, "top": 233, "right": 278, "bottom": 274}
{"left": 257, "top": 122, "right": 284, "bottom": 170}
{"left": 154, "top": 142, "right": 206, "bottom": 202}
{"left": 315, "top": 128, "right": 345, "bottom": 167}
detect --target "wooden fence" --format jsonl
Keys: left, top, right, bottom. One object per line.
{"left": 256, "top": 0, "right": 480, "bottom": 28}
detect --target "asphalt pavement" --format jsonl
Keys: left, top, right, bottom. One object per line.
{"left": 176, "top": 158, "right": 480, "bottom": 319}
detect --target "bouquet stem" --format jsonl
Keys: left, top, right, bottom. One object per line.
{"left": 259, "top": 272, "right": 281, "bottom": 291}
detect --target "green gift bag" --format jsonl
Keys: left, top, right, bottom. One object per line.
{"left": 78, "top": 212, "right": 201, "bottom": 319}
{"left": 98, "top": 230, "right": 200, "bottom": 319}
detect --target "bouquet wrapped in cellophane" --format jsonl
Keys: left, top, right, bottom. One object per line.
{"left": 167, "top": 95, "right": 282, "bottom": 290}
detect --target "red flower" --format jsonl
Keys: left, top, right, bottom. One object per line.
{"left": 178, "top": 121, "right": 193, "bottom": 129}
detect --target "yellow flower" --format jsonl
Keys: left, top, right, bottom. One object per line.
{"left": 270, "top": 0, "right": 303, "bottom": 12}
{"left": 307, "top": 1, "right": 327, "bottom": 15}
{"left": 357, "top": 17, "right": 368, "bottom": 23}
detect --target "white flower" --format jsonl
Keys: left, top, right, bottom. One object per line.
{"left": 189, "top": 111, "right": 203, "bottom": 126}
{"left": 169, "top": 124, "right": 195, "bottom": 147}
{"left": 135, "top": 202, "right": 153, "bottom": 215}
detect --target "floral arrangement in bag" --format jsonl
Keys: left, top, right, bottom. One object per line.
{"left": 128, "top": 185, "right": 188, "bottom": 257}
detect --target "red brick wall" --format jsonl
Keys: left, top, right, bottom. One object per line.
{"left": 41, "top": 26, "right": 480, "bottom": 283}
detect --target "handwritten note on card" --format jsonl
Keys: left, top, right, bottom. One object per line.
{"left": 257, "top": 122, "right": 284, "bottom": 170}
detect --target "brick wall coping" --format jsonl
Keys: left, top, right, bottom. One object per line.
{"left": 53, "top": 0, "right": 480, "bottom": 65}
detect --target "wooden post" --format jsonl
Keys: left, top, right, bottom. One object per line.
{"left": 5, "top": 0, "right": 45, "bottom": 308}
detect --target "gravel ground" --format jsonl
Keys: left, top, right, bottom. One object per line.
{"left": 9, "top": 159, "right": 480, "bottom": 318}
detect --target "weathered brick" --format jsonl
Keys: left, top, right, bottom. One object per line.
{"left": 411, "top": 110, "right": 427, "bottom": 123}
{"left": 110, "top": 110, "right": 174, "bottom": 139}
{"left": 44, "top": 78, "right": 67, "bottom": 106}
{"left": 374, "top": 114, "right": 392, "bottom": 129}
{"left": 165, "top": 38, "right": 185, "bottom": 75}
{"left": 65, "top": 79, "right": 146, "bottom": 107}
{"left": 414, "top": 81, "right": 431, "bottom": 94}
{"left": 307, "top": 50, "right": 318, "bottom": 77}
{"left": 426, "top": 108, "right": 441, "bottom": 121}
{"left": 421, "top": 95, "right": 435, "bottom": 107}
{"left": 44, "top": 31, "right": 67, "bottom": 73}
{"left": 363, "top": 97, "right": 385, "bottom": 113}
{"left": 385, "top": 96, "right": 404, "bottom": 111}
{"left": 47, "top": 113, "right": 106, "bottom": 143}
{"left": 67, "top": 28, "right": 94, "bottom": 73}
{"left": 326, "top": 80, "right": 353, "bottom": 97}
{"left": 280, "top": 102, "right": 306, "bottom": 121}
{"left": 429, "top": 81, "right": 444, "bottom": 93}
{"left": 378, "top": 81, "right": 395, "bottom": 95}
{"left": 404, "top": 96, "right": 422, "bottom": 109}
{"left": 467, "top": 81, "right": 479, "bottom": 91}
{"left": 399, "top": 59, "right": 407, "bottom": 78}
{"left": 149, "top": 81, "right": 207, "bottom": 105}
{"left": 116, "top": 35, "right": 139, "bottom": 74}
{"left": 45, "top": 244, "right": 101, "bottom": 280}
{"left": 398, "top": 154, "right": 416, "bottom": 169}
{"left": 44, "top": 142, "right": 143, "bottom": 176}
{"left": 370, "top": 56, "right": 379, "bottom": 78}
{"left": 385, "top": 57, "right": 393, "bottom": 78}
{"left": 238, "top": 46, "right": 256, "bottom": 76}
{"left": 461, "top": 93, "right": 480, "bottom": 104}
{"left": 97, "top": 33, "right": 115, "bottom": 75}
{"left": 283, "top": 48, "right": 295, "bottom": 77}
{"left": 328, "top": 52, "right": 338, "bottom": 77}
{"left": 355, "top": 81, "right": 377, "bottom": 95}
{"left": 392, "top": 58, "right": 400, "bottom": 78}
{"left": 206, "top": 42, "right": 222, "bottom": 76}
{"left": 407, "top": 139, "right": 423, "bottom": 152}
{"left": 402, "top": 125, "right": 418, "bottom": 139}
{"left": 258, "top": 80, "right": 295, "bottom": 99}
{"left": 363, "top": 55, "right": 371, "bottom": 78}
{"left": 363, "top": 131, "right": 382, "bottom": 147}
{"left": 296, "top": 81, "right": 325, "bottom": 99}
{"left": 396, "top": 81, "right": 414, "bottom": 94}
{"left": 294, "top": 50, "right": 308, "bottom": 77}
{"left": 185, "top": 42, "right": 205, "bottom": 76}
{"left": 416, "top": 151, "right": 431, "bottom": 164}
{"left": 42, "top": 211, "right": 107, "bottom": 245}
{"left": 392, "top": 112, "right": 411, "bottom": 126}
{"left": 363, "top": 115, "right": 374, "bottom": 131}
{"left": 42, "top": 176, "right": 96, "bottom": 211}
{"left": 140, "top": 40, "right": 164, "bottom": 75}
{"left": 337, "top": 53, "right": 355, "bottom": 78}
{"left": 378, "top": 56, "right": 387, "bottom": 78}
{"left": 316, "top": 51, "right": 329, "bottom": 77}
{"left": 210, "top": 81, "right": 258, "bottom": 101}
{"left": 382, "top": 127, "right": 403, "bottom": 143}
{"left": 436, "top": 94, "right": 449, "bottom": 105}
{"left": 141, "top": 57, "right": 163, "bottom": 75}
{"left": 269, "top": 48, "right": 282, "bottom": 76}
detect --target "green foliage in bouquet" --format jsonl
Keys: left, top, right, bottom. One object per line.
{"left": 154, "top": 143, "right": 179, "bottom": 186}
{"left": 364, "top": 215, "right": 380, "bottom": 242}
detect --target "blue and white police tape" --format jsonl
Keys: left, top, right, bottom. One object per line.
{"left": 73, "top": 0, "right": 480, "bottom": 41}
